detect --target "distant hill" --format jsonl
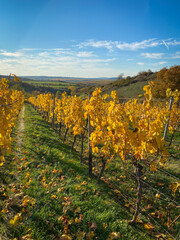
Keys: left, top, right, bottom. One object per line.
{"left": 22, "top": 76, "right": 117, "bottom": 82}
{"left": 0, "top": 71, "right": 157, "bottom": 98}
{"left": 0, "top": 75, "right": 34, "bottom": 82}
{"left": 78, "top": 71, "right": 157, "bottom": 98}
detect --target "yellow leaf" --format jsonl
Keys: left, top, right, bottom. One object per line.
{"left": 103, "top": 223, "right": 108, "bottom": 229}
{"left": 136, "top": 217, "right": 143, "bottom": 223}
{"left": 76, "top": 231, "right": 86, "bottom": 239}
{"left": 51, "top": 195, "right": 57, "bottom": 199}
{"left": 9, "top": 213, "right": 22, "bottom": 225}
{"left": 58, "top": 216, "right": 64, "bottom": 222}
{"left": 53, "top": 169, "right": 58, "bottom": 173}
{"left": 75, "top": 185, "right": 81, "bottom": 190}
{"left": 0, "top": 156, "right": 5, "bottom": 166}
{"left": 169, "top": 182, "right": 180, "bottom": 194}
{"left": 75, "top": 206, "right": 81, "bottom": 213}
{"left": 75, "top": 217, "right": 81, "bottom": 223}
{"left": 1, "top": 208, "right": 8, "bottom": 213}
{"left": 22, "top": 234, "right": 33, "bottom": 239}
{"left": 107, "top": 232, "right": 121, "bottom": 240}
{"left": 26, "top": 172, "right": 30, "bottom": 179}
{"left": 59, "top": 234, "right": 72, "bottom": 240}
{"left": 68, "top": 218, "right": 74, "bottom": 225}
{"left": 144, "top": 223, "right": 155, "bottom": 231}
{"left": 81, "top": 181, "right": 88, "bottom": 185}
{"left": 155, "top": 193, "right": 160, "bottom": 199}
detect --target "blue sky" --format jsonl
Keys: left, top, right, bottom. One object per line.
{"left": 0, "top": 0, "right": 179, "bottom": 77}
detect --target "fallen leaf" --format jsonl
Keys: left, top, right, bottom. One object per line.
{"left": 144, "top": 223, "right": 155, "bottom": 231}
{"left": 74, "top": 206, "right": 81, "bottom": 213}
{"left": 76, "top": 231, "right": 86, "bottom": 239}
{"left": 89, "top": 222, "right": 97, "bottom": 230}
{"left": 59, "top": 234, "right": 72, "bottom": 240}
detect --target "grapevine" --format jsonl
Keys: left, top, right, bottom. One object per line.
{"left": 0, "top": 77, "right": 24, "bottom": 166}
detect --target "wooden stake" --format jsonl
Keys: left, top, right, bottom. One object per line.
{"left": 97, "top": 157, "right": 106, "bottom": 184}
{"left": 164, "top": 96, "right": 174, "bottom": 140}
{"left": 52, "top": 94, "right": 55, "bottom": 129}
{"left": 71, "top": 135, "right": 77, "bottom": 150}
{"left": 88, "top": 94, "right": 92, "bottom": 175}
{"left": 59, "top": 122, "right": 62, "bottom": 136}
{"left": 64, "top": 128, "right": 69, "bottom": 142}
{"left": 130, "top": 163, "right": 143, "bottom": 224}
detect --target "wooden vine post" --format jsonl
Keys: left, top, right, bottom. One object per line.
{"left": 88, "top": 93, "right": 92, "bottom": 175}
{"left": 164, "top": 96, "right": 174, "bottom": 140}
{"left": 71, "top": 135, "right": 77, "bottom": 151}
{"left": 130, "top": 162, "right": 143, "bottom": 224}
{"left": 63, "top": 128, "right": 69, "bottom": 142}
{"left": 58, "top": 102, "right": 62, "bottom": 136}
{"left": 59, "top": 122, "right": 62, "bottom": 136}
{"left": 97, "top": 156, "right": 106, "bottom": 184}
{"left": 52, "top": 94, "right": 55, "bottom": 129}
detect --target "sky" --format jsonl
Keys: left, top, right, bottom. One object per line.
{"left": 0, "top": 0, "right": 179, "bottom": 78}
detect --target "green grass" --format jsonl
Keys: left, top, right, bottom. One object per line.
{"left": 22, "top": 80, "right": 74, "bottom": 88}
{"left": 0, "top": 103, "right": 179, "bottom": 240}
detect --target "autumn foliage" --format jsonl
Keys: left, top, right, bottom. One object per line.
{"left": 0, "top": 77, "right": 24, "bottom": 166}
{"left": 152, "top": 65, "right": 180, "bottom": 98}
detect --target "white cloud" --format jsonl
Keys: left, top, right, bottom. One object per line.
{"left": 0, "top": 38, "right": 179, "bottom": 77}
{"left": 78, "top": 38, "right": 180, "bottom": 51}
{"left": 0, "top": 47, "right": 117, "bottom": 77}
{"left": 78, "top": 40, "right": 114, "bottom": 51}
{"left": 116, "top": 39, "right": 159, "bottom": 50}
{"left": 151, "top": 61, "right": 167, "bottom": 66}
{"left": 81, "top": 58, "right": 116, "bottom": 63}
{"left": 78, "top": 39, "right": 160, "bottom": 51}
{"left": 141, "top": 52, "right": 164, "bottom": 59}
{"left": 77, "top": 51, "right": 94, "bottom": 57}
{"left": 167, "top": 40, "right": 180, "bottom": 46}
{"left": 20, "top": 48, "right": 40, "bottom": 51}
{"left": 0, "top": 50, "right": 23, "bottom": 57}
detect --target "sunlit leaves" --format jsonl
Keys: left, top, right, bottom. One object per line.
{"left": 107, "top": 232, "right": 121, "bottom": 240}
{"left": 0, "top": 77, "right": 24, "bottom": 167}
{"left": 58, "top": 234, "right": 72, "bottom": 240}
{"left": 26, "top": 81, "right": 180, "bottom": 239}
{"left": 169, "top": 182, "right": 180, "bottom": 195}
{"left": 9, "top": 213, "right": 22, "bottom": 225}
{"left": 28, "top": 82, "right": 173, "bottom": 173}
{"left": 144, "top": 223, "right": 155, "bottom": 231}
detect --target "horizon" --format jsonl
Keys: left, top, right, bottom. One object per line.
{"left": 0, "top": 0, "right": 179, "bottom": 77}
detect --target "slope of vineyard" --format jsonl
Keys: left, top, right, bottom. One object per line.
{"left": 78, "top": 71, "right": 157, "bottom": 98}
{"left": 1, "top": 102, "right": 179, "bottom": 240}
{"left": 0, "top": 78, "right": 179, "bottom": 240}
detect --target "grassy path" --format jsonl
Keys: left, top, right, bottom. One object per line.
{"left": 0, "top": 103, "right": 172, "bottom": 240}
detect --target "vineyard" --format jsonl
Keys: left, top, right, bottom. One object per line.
{"left": 0, "top": 77, "right": 180, "bottom": 240}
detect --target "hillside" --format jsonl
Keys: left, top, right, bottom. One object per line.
{"left": 78, "top": 71, "right": 157, "bottom": 98}
{"left": 1, "top": 71, "right": 157, "bottom": 98}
